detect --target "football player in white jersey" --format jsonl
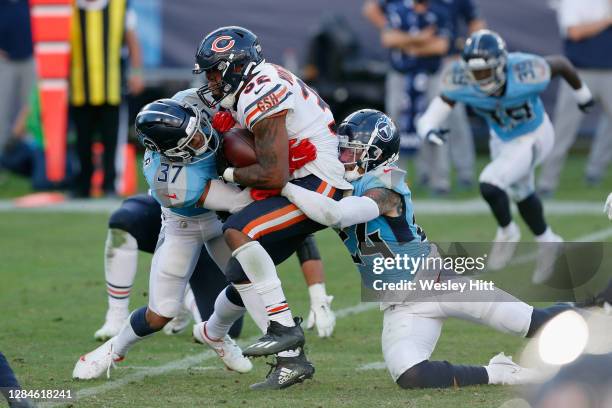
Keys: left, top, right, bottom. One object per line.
{"left": 193, "top": 26, "right": 352, "bottom": 389}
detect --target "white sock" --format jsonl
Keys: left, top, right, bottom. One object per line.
{"left": 183, "top": 286, "right": 201, "bottom": 324}
{"left": 105, "top": 229, "right": 138, "bottom": 312}
{"left": 501, "top": 221, "right": 519, "bottom": 236}
{"left": 234, "top": 283, "right": 269, "bottom": 333}
{"left": 113, "top": 319, "right": 142, "bottom": 357}
{"left": 308, "top": 282, "right": 327, "bottom": 303}
{"left": 535, "top": 227, "right": 559, "bottom": 242}
{"left": 233, "top": 242, "right": 295, "bottom": 327}
{"left": 205, "top": 289, "right": 246, "bottom": 340}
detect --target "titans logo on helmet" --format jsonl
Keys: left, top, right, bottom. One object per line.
{"left": 375, "top": 116, "right": 395, "bottom": 142}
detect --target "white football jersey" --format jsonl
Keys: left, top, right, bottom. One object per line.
{"left": 233, "top": 62, "right": 352, "bottom": 190}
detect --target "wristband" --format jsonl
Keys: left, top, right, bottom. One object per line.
{"left": 573, "top": 84, "right": 592, "bottom": 105}
{"left": 223, "top": 167, "right": 235, "bottom": 183}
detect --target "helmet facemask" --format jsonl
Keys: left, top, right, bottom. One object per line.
{"left": 195, "top": 57, "right": 263, "bottom": 109}
{"left": 464, "top": 54, "right": 507, "bottom": 95}
{"left": 339, "top": 135, "right": 397, "bottom": 182}
{"left": 160, "top": 105, "right": 218, "bottom": 163}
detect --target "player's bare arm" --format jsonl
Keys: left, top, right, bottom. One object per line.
{"left": 232, "top": 112, "right": 290, "bottom": 189}
{"left": 545, "top": 55, "right": 594, "bottom": 111}
{"left": 363, "top": 187, "right": 403, "bottom": 217}
{"left": 545, "top": 55, "right": 583, "bottom": 89}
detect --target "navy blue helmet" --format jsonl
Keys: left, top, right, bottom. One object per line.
{"left": 193, "top": 26, "right": 264, "bottom": 108}
{"left": 135, "top": 99, "right": 218, "bottom": 163}
{"left": 461, "top": 30, "right": 508, "bottom": 94}
{"left": 336, "top": 109, "right": 400, "bottom": 181}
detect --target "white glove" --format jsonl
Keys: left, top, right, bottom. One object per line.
{"left": 605, "top": 192, "right": 612, "bottom": 220}
{"left": 306, "top": 295, "right": 336, "bottom": 338}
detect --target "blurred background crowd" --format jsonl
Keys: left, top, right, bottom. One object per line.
{"left": 0, "top": 0, "right": 610, "bottom": 200}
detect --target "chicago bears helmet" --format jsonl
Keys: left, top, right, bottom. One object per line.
{"left": 193, "top": 26, "right": 264, "bottom": 109}
{"left": 135, "top": 99, "right": 218, "bottom": 163}
{"left": 462, "top": 29, "right": 508, "bottom": 95}
{"left": 336, "top": 109, "right": 400, "bottom": 181}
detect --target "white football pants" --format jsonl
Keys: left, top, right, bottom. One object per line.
{"left": 148, "top": 209, "right": 232, "bottom": 317}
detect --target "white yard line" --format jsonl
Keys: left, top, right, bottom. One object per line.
{"left": 0, "top": 198, "right": 607, "bottom": 215}
{"left": 40, "top": 302, "right": 378, "bottom": 407}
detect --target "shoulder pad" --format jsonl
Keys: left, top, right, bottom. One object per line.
{"left": 237, "top": 64, "right": 294, "bottom": 130}
{"left": 360, "top": 166, "right": 409, "bottom": 197}
{"left": 172, "top": 88, "right": 216, "bottom": 119}
{"left": 441, "top": 61, "right": 471, "bottom": 95}
{"left": 509, "top": 53, "right": 551, "bottom": 85}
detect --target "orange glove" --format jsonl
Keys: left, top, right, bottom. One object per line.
{"left": 289, "top": 138, "right": 317, "bottom": 174}
{"left": 211, "top": 111, "right": 236, "bottom": 133}
{"left": 250, "top": 188, "right": 282, "bottom": 201}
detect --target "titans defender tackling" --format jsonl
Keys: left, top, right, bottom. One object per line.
{"left": 417, "top": 30, "right": 595, "bottom": 283}
{"left": 280, "top": 108, "right": 605, "bottom": 388}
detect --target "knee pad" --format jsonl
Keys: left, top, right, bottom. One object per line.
{"left": 225, "top": 257, "right": 249, "bottom": 283}
{"left": 396, "top": 360, "right": 454, "bottom": 389}
{"left": 296, "top": 234, "right": 321, "bottom": 264}
{"left": 224, "top": 285, "right": 244, "bottom": 308}
{"left": 109, "top": 195, "right": 162, "bottom": 253}
{"left": 479, "top": 182, "right": 506, "bottom": 202}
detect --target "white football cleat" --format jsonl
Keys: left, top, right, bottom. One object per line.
{"left": 193, "top": 322, "right": 252, "bottom": 373}
{"left": 487, "top": 223, "right": 521, "bottom": 271}
{"left": 94, "top": 306, "right": 129, "bottom": 341}
{"left": 163, "top": 306, "right": 192, "bottom": 335}
{"left": 485, "top": 352, "right": 543, "bottom": 385}
{"left": 532, "top": 233, "right": 564, "bottom": 284}
{"left": 604, "top": 192, "right": 612, "bottom": 220}
{"left": 73, "top": 338, "right": 124, "bottom": 380}
{"left": 306, "top": 295, "right": 336, "bottom": 338}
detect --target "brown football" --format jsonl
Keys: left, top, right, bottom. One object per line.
{"left": 222, "top": 128, "right": 257, "bottom": 167}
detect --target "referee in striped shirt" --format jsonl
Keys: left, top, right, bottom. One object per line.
{"left": 69, "top": 0, "right": 143, "bottom": 198}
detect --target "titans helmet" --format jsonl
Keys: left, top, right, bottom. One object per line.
{"left": 336, "top": 109, "right": 400, "bottom": 181}
{"left": 462, "top": 29, "right": 508, "bottom": 95}
{"left": 193, "top": 26, "right": 264, "bottom": 108}
{"left": 135, "top": 98, "right": 218, "bottom": 163}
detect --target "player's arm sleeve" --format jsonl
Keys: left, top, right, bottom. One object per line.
{"left": 281, "top": 183, "right": 380, "bottom": 229}
{"left": 416, "top": 96, "right": 454, "bottom": 137}
{"left": 199, "top": 179, "right": 253, "bottom": 213}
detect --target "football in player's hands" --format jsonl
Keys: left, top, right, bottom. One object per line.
{"left": 578, "top": 98, "right": 595, "bottom": 114}
{"left": 222, "top": 128, "right": 257, "bottom": 167}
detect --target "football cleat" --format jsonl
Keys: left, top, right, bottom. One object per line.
{"left": 306, "top": 295, "right": 336, "bottom": 338}
{"left": 532, "top": 234, "right": 564, "bottom": 284}
{"left": 192, "top": 322, "right": 252, "bottom": 373}
{"left": 163, "top": 305, "right": 192, "bottom": 335}
{"left": 487, "top": 224, "right": 521, "bottom": 271}
{"left": 243, "top": 317, "right": 305, "bottom": 357}
{"left": 485, "top": 352, "right": 543, "bottom": 385}
{"left": 250, "top": 348, "right": 315, "bottom": 390}
{"left": 73, "top": 338, "right": 123, "bottom": 380}
{"left": 94, "top": 306, "right": 129, "bottom": 341}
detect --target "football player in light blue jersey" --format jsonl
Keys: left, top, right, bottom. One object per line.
{"left": 417, "top": 30, "right": 595, "bottom": 283}
{"left": 73, "top": 97, "right": 256, "bottom": 380}
{"left": 281, "top": 109, "right": 597, "bottom": 389}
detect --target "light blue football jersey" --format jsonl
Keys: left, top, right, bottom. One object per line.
{"left": 338, "top": 166, "right": 430, "bottom": 287}
{"left": 143, "top": 149, "right": 216, "bottom": 217}
{"left": 141, "top": 88, "right": 218, "bottom": 217}
{"left": 442, "top": 52, "right": 551, "bottom": 141}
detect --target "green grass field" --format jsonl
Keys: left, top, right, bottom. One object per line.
{"left": 0, "top": 154, "right": 611, "bottom": 407}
